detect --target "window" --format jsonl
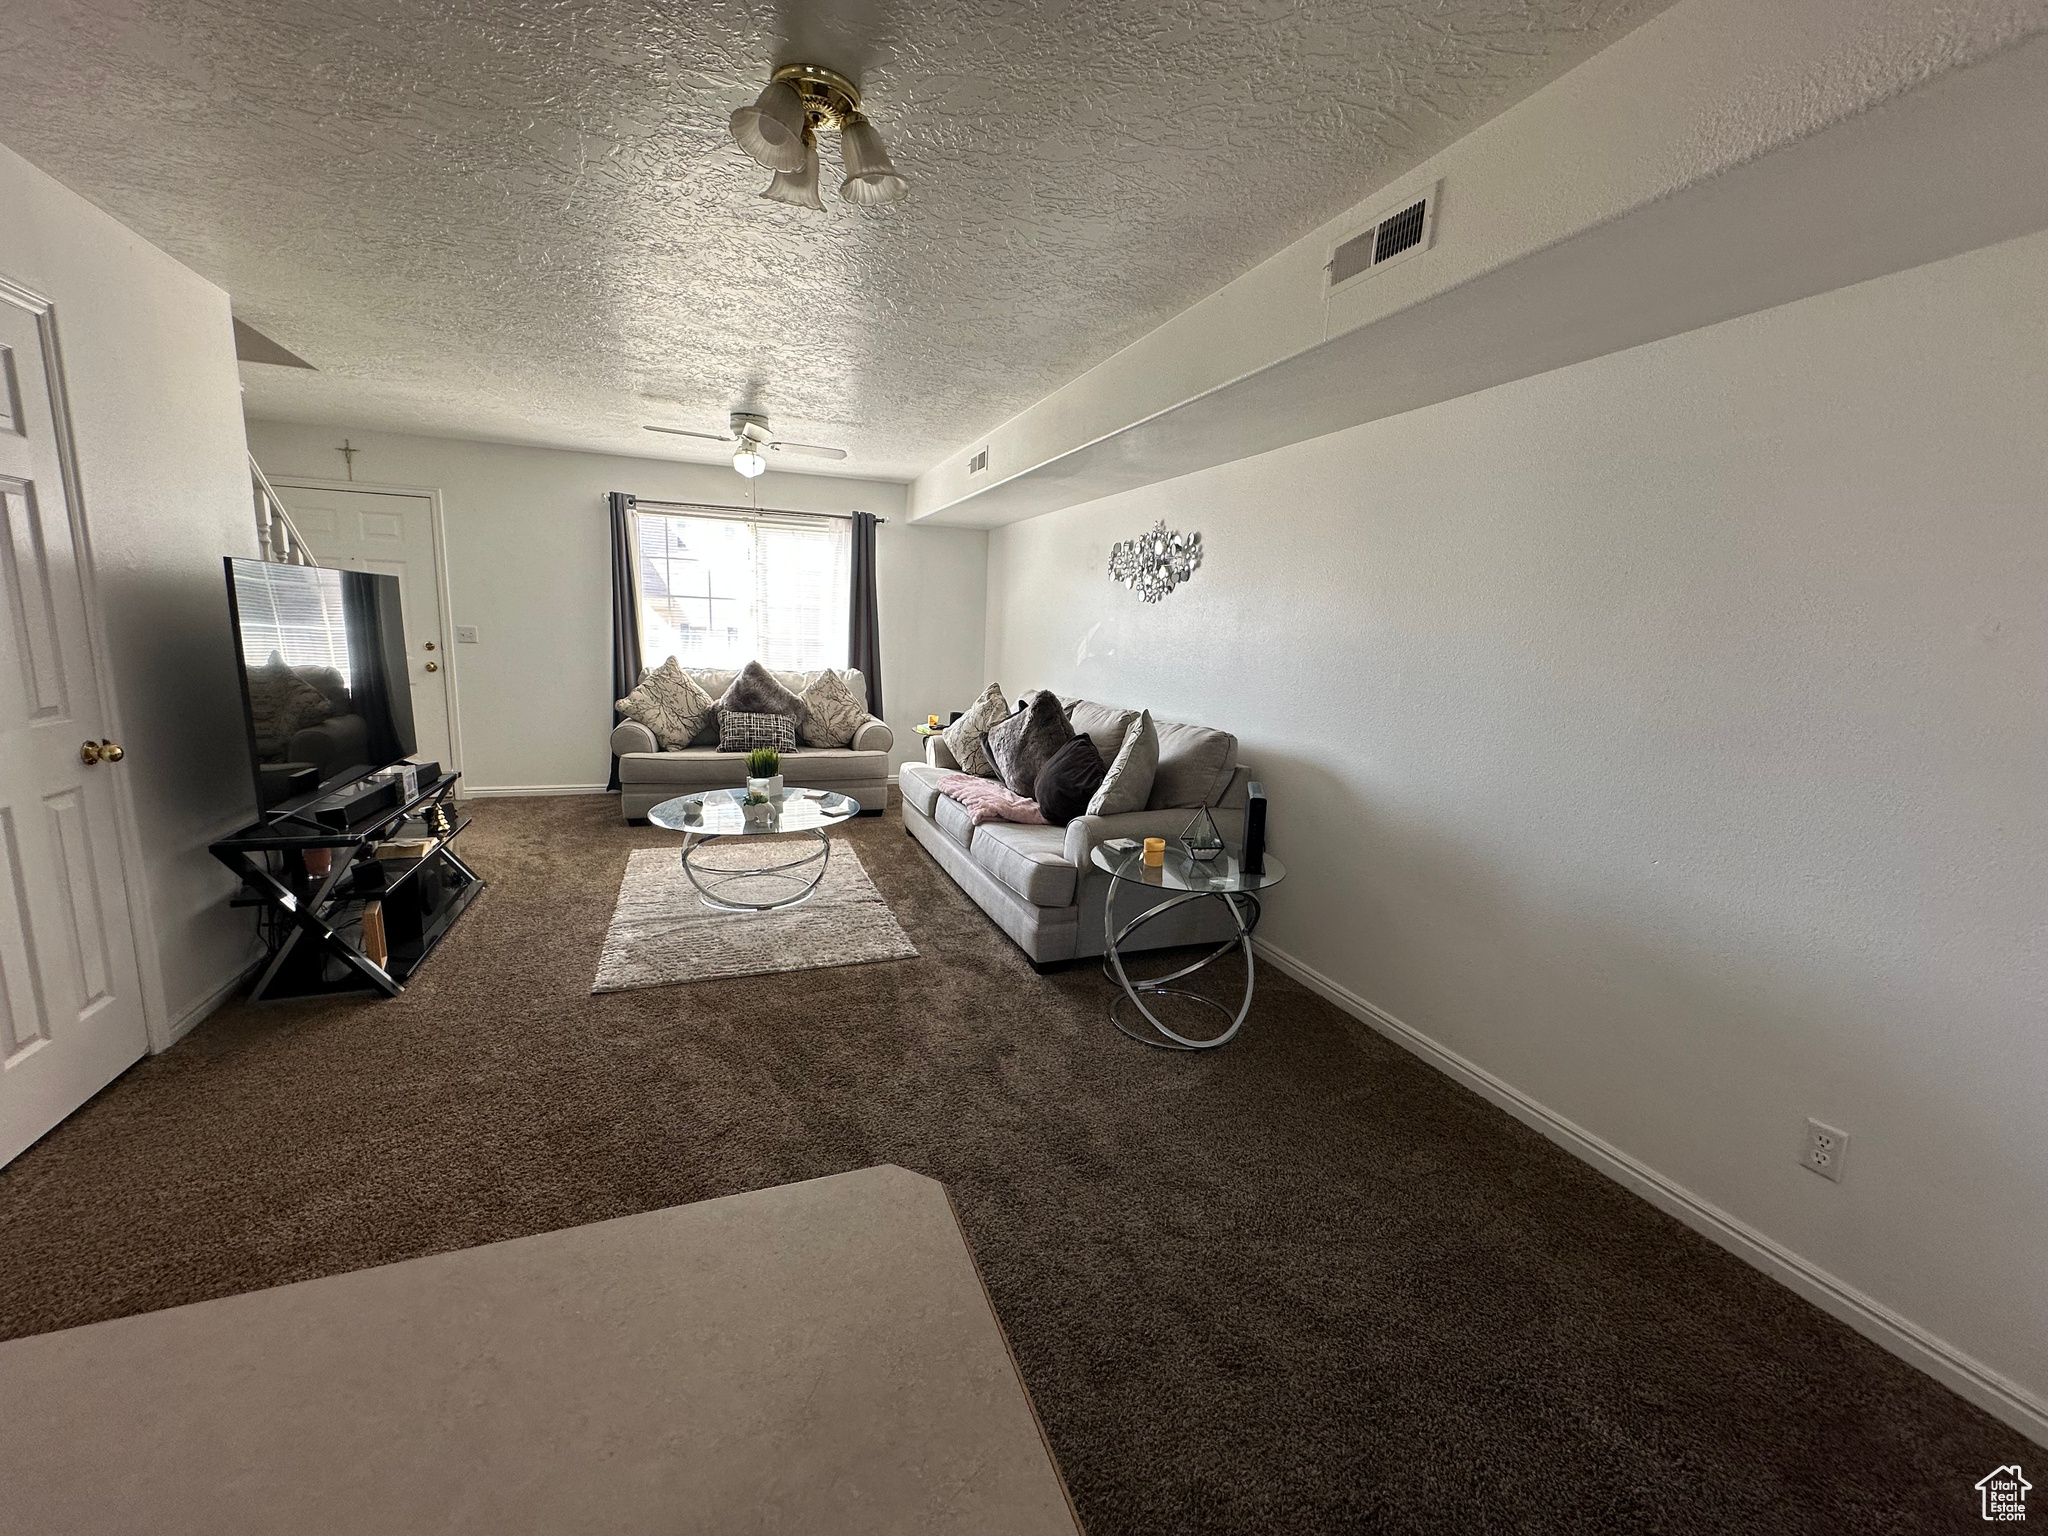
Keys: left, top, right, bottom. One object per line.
{"left": 633, "top": 506, "right": 850, "bottom": 673}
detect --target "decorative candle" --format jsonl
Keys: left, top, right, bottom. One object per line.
{"left": 1142, "top": 837, "right": 1166, "bottom": 867}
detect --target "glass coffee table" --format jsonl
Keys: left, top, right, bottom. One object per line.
{"left": 647, "top": 787, "right": 861, "bottom": 911}
{"left": 1091, "top": 839, "right": 1287, "bottom": 1051}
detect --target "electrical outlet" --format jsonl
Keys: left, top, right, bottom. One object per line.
{"left": 1803, "top": 1118, "right": 1849, "bottom": 1182}
{"left": 454, "top": 625, "right": 479, "bottom": 644}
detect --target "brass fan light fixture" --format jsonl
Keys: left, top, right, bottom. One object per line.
{"left": 729, "top": 64, "right": 908, "bottom": 207}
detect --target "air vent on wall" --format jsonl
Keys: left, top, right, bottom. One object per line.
{"left": 968, "top": 447, "right": 989, "bottom": 476}
{"left": 1326, "top": 181, "right": 1439, "bottom": 294}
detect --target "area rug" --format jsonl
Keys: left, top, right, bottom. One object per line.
{"left": 592, "top": 839, "right": 917, "bottom": 992}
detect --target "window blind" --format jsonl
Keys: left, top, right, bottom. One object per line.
{"left": 632, "top": 506, "right": 850, "bottom": 673}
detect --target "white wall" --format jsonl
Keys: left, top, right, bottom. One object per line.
{"left": 239, "top": 425, "right": 988, "bottom": 788}
{"left": 0, "top": 140, "right": 260, "bottom": 1047}
{"left": 983, "top": 232, "right": 2048, "bottom": 1435}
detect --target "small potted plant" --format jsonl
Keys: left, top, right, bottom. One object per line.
{"left": 745, "top": 746, "right": 784, "bottom": 802}
{"left": 741, "top": 789, "right": 778, "bottom": 827}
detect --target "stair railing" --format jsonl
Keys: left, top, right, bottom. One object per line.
{"left": 249, "top": 454, "right": 318, "bottom": 567}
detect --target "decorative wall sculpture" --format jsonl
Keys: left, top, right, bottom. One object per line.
{"left": 1108, "top": 521, "right": 1202, "bottom": 603}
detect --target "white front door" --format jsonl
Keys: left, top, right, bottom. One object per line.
{"left": 271, "top": 484, "right": 455, "bottom": 771}
{"left": 0, "top": 281, "right": 150, "bottom": 1167}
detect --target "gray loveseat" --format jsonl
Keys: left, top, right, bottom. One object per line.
{"left": 611, "top": 665, "right": 894, "bottom": 820}
{"left": 899, "top": 697, "right": 1250, "bottom": 965}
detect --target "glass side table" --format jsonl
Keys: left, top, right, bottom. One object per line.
{"left": 648, "top": 787, "right": 861, "bottom": 911}
{"left": 1090, "top": 839, "right": 1287, "bottom": 1051}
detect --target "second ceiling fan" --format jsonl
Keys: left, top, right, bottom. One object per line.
{"left": 645, "top": 411, "right": 848, "bottom": 478}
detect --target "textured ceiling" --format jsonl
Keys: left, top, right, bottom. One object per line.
{"left": 0, "top": 0, "right": 1672, "bottom": 480}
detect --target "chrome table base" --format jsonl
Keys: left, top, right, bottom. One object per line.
{"left": 1102, "top": 885, "right": 1263, "bottom": 1051}
{"left": 679, "top": 830, "right": 832, "bottom": 912}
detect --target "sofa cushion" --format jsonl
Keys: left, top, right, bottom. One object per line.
{"left": 1088, "top": 709, "right": 1158, "bottom": 817}
{"left": 1146, "top": 718, "right": 1239, "bottom": 809}
{"left": 1033, "top": 734, "right": 1106, "bottom": 825}
{"left": 621, "top": 747, "right": 884, "bottom": 787}
{"left": 719, "top": 659, "right": 800, "bottom": 720}
{"left": 718, "top": 709, "right": 797, "bottom": 754}
{"left": 942, "top": 683, "right": 1008, "bottom": 778}
{"left": 618, "top": 657, "right": 717, "bottom": 750}
{"left": 1061, "top": 698, "right": 1138, "bottom": 766}
{"left": 793, "top": 668, "right": 867, "bottom": 748}
{"left": 971, "top": 823, "right": 1079, "bottom": 907}
{"left": 986, "top": 690, "right": 1071, "bottom": 796}
{"left": 932, "top": 792, "right": 978, "bottom": 848}
{"left": 896, "top": 760, "right": 948, "bottom": 820}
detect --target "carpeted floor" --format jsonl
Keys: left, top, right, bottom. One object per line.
{"left": 0, "top": 796, "right": 2029, "bottom": 1532}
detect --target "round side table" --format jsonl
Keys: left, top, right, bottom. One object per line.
{"left": 1091, "top": 839, "right": 1286, "bottom": 1051}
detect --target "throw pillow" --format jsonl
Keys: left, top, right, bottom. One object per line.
{"left": 986, "top": 689, "right": 1072, "bottom": 797}
{"left": 794, "top": 668, "right": 867, "bottom": 748}
{"left": 719, "top": 659, "right": 800, "bottom": 719}
{"left": 1033, "top": 733, "right": 1107, "bottom": 825}
{"left": 616, "top": 657, "right": 717, "bottom": 751}
{"left": 717, "top": 709, "right": 797, "bottom": 754}
{"left": 1086, "top": 709, "right": 1159, "bottom": 817}
{"left": 942, "top": 683, "right": 1009, "bottom": 779}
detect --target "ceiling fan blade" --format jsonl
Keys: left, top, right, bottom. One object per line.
{"left": 643, "top": 425, "right": 732, "bottom": 443}
{"left": 768, "top": 440, "right": 849, "bottom": 460}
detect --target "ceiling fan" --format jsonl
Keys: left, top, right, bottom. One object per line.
{"left": 644, "top": 411, "right": 848, "bottom": 478}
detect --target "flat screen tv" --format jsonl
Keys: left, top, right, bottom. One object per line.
{"left": 225, "top": 557, "right": 417, "bottom": 816}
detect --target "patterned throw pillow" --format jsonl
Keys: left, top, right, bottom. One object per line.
{"left": 719, "top": 659, "right": 801, "bottom": 719}
{"left": 941, "top": 683, "right": 1009, "bottom": 778}
{"left": 986, "top": 690, "right": 1073, "bottom": 797}
{"left": 794, "top": 668, "right": 868, "bottom": 748}
{"left": 616, "top": 657, "right": 717, "bottom": 750}
{"left": 1086, "top": 709, "right": 1159, "bottom": 817}
{"left": 718, "top": 709, "right": 797, "bottom": 754}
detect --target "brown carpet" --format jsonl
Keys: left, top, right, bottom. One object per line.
{"left": 0, "top": 797, "right": 2029, "bottom": 1532}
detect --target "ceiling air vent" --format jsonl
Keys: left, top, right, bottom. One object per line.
{"left": 1326, "top": 181, "right": 1439, "bottom": 295}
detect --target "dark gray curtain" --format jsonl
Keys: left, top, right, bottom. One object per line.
{"left": 849, "top": 510, "right": 883, "bottom": 721}
{"left": 607, "top": 491, "right": 642, "bottom": 791}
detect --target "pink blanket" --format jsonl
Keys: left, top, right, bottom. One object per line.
{"left": 935, "top": 771, "right": 1048, "bottom": 826}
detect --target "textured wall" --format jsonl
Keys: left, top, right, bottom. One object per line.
{"left": 983, "top": 233, "right": 2048, "bottom": 1430}
{"left": 0, "top": 0, "right": 1669, "bottom": 480}
{"left": 0, "top": 140, "right": 261, "bottom": 1045}
{"left": 240, "top": 422, "right": 986, "bottom": 788}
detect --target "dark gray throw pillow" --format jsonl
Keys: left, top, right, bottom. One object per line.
{"left": 719, "top": 659, "right": 800, "bottom": 719}
{"left": 985, "top": 690, "right": 1072, "bottom": 797}
{"left": 1033, "top": 734, "right": 1107, "bottom": 825}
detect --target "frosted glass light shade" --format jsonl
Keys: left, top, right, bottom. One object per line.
{"left": 730, "top": 81, "right": 807, "bottom": 173}
{"left": 838, "top": 113, "right": 909, "bottom": 204}
{"left": 758, "top": 132, "right": 824, "bottom": 210}
{"left": 733, "top": 448, "right": 768, "bottom": 478}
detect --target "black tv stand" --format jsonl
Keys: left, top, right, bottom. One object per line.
{"left": 210, "top": 771, "right": 483, "bottom": 1002}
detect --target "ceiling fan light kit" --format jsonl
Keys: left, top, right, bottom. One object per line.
{"left": 644, "top": 412, "right": 851, "bottom": 479}
{"left": 731, "top": 63, "right": 909, "bottom": 208}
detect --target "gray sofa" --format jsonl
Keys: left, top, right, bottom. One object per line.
{"left": 611, "top": 665, "right": 894, "bottom": 820}
{"left": 900, "top": 697, "right": 1250, "bottom": 965}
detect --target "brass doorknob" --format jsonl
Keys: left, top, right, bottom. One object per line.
{"left": 424, "top": 661, "right": 439, "bottom": 672}
{"left": 80, "top": 739, "right": 125, "bottom": 765}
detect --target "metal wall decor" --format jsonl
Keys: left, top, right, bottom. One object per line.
{"left": 1108, "top": 521, "right": 1202, "bottom": 603}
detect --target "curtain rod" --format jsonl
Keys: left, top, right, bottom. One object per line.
{"left": 626, "top": 495, "right": 884, "bottom": 524}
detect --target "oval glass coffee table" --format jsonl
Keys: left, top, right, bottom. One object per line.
{"left": 1091, "top": 839, "right": 1287, "bottom": 1051}
{"left": 647, "top": 788, "right": 861, "bottom": 912}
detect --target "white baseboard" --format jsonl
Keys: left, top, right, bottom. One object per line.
{"left": 460, "top": 783, "right": 611, "bottom": 798}
{"left": 1251, "top": 936, "right": 2048, "bottom": 1448}
{"left": 154, "top": 956, "right": 262, "bottom": 1053}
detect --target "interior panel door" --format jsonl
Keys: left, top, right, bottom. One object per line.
{"left": 0, "top": 282, "right": 150, "bottom": 1168}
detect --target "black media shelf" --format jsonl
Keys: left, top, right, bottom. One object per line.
{"left": 210, "top": 771, "right": 484, "bottom": 1003}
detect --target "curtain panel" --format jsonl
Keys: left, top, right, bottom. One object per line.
{"left": 849, "top": 510, "right": 883, "bottom": 722}
{"left": 607, "top": 491, "right": 643, "bottom": 792}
